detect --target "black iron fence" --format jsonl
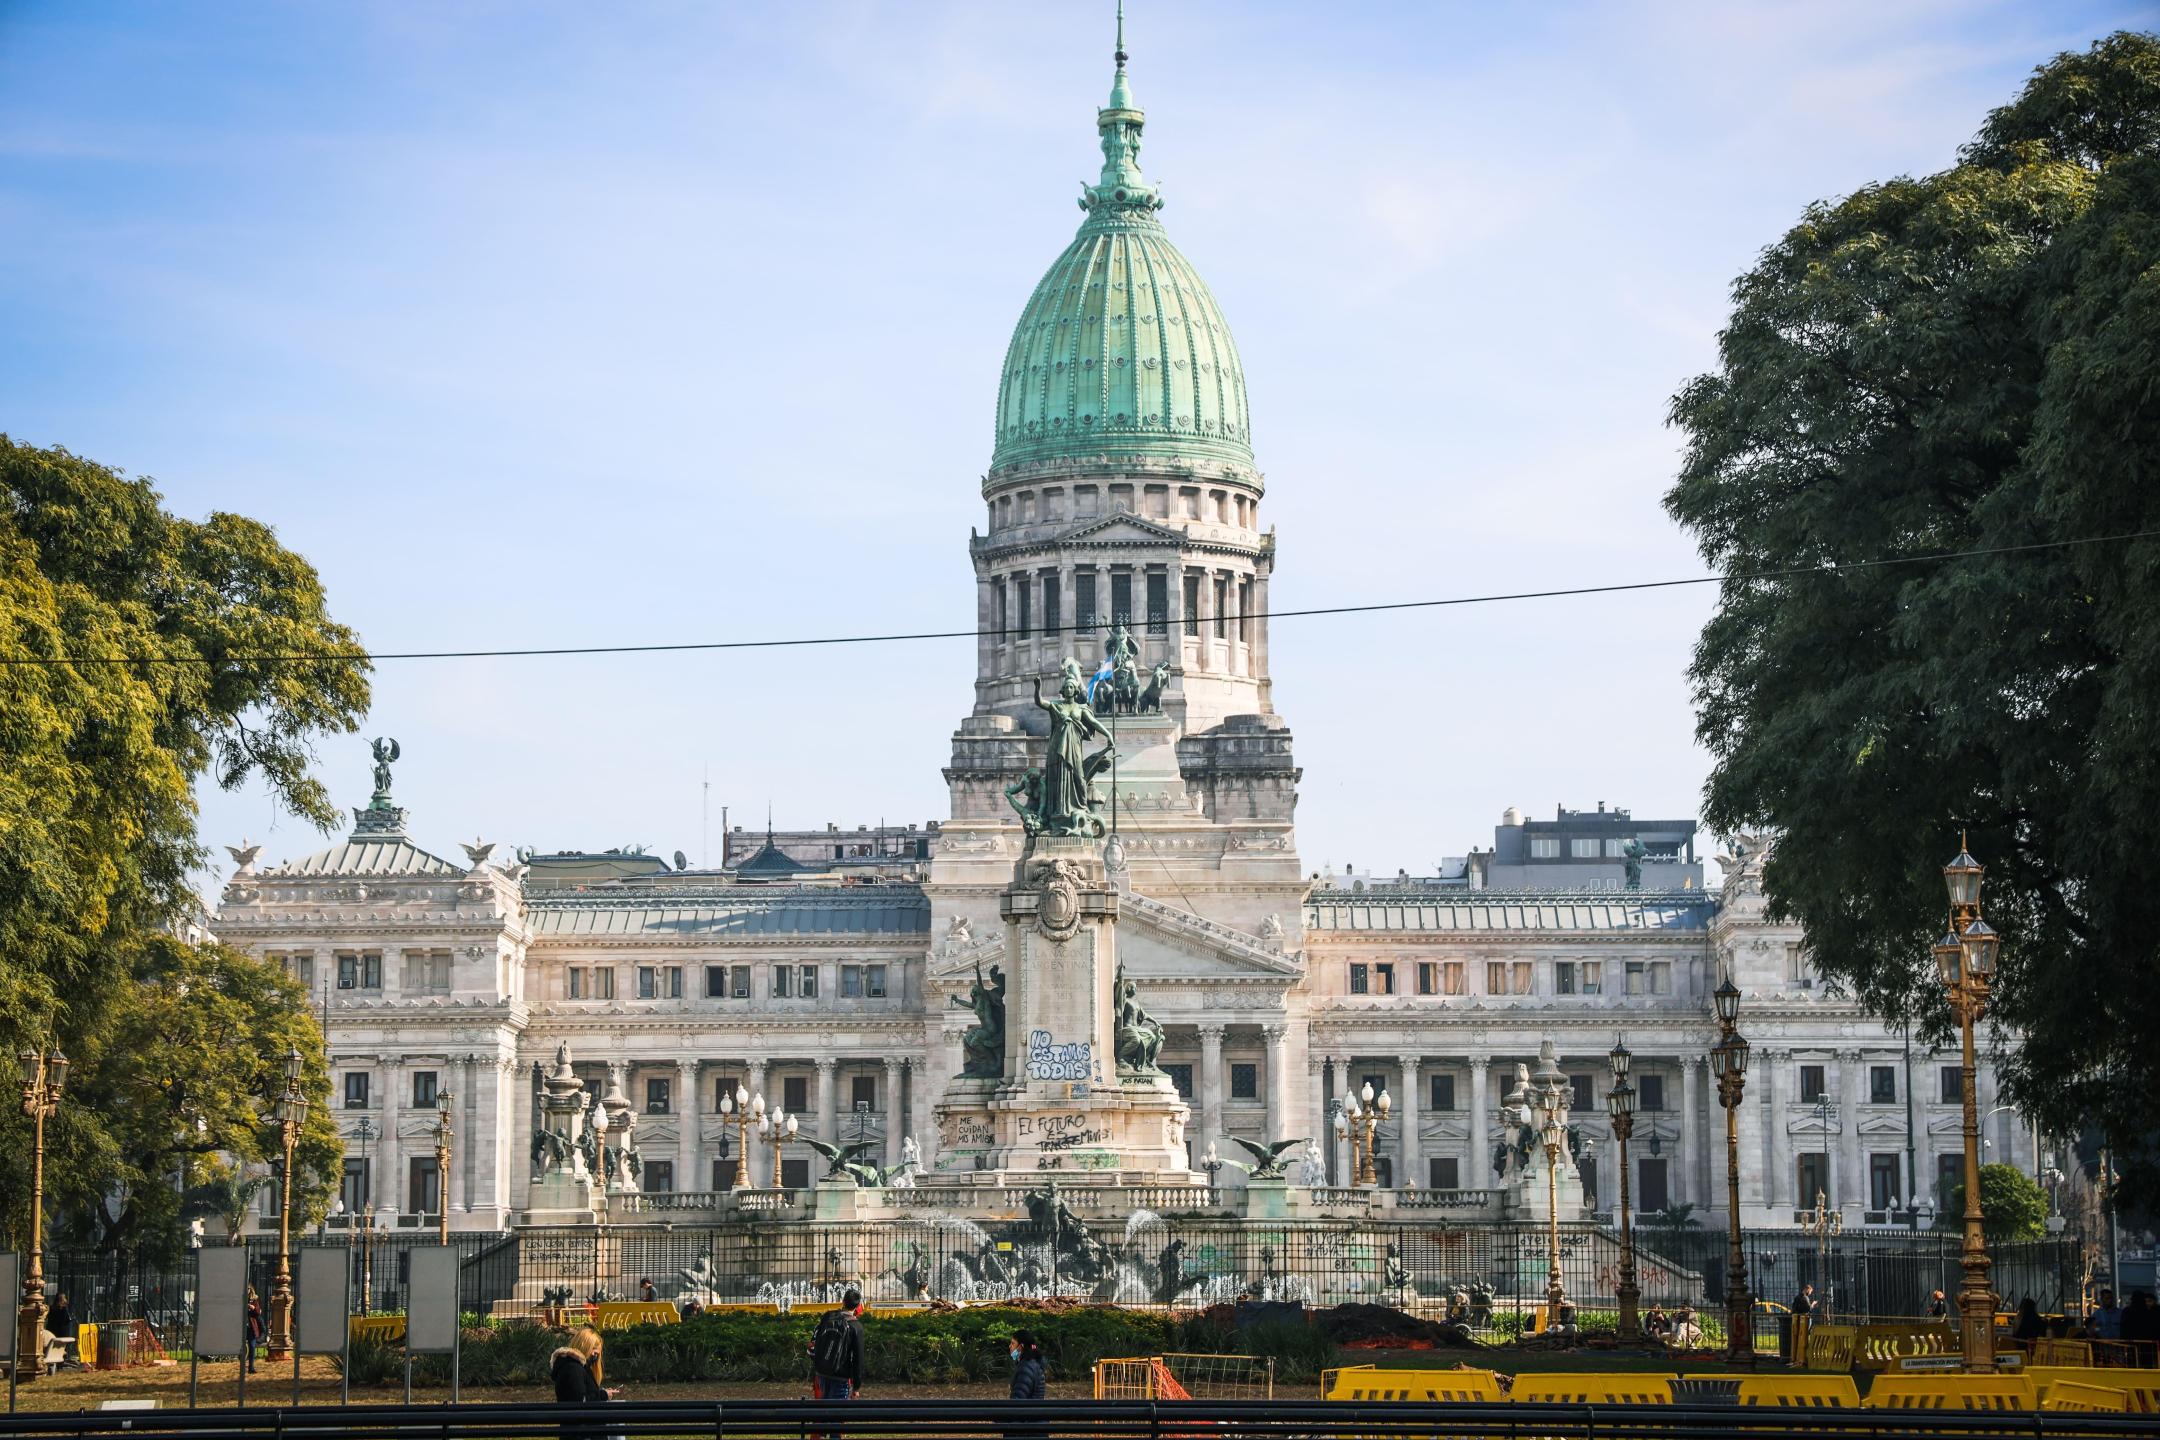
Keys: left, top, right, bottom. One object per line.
{"left": 3, "top": 1400, "right": 2160, "bottom": 1440}
{"left": 36, "top": 1218, "right": 2080, "bottom": 1342}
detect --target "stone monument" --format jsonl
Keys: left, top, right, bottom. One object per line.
{"left": 1495, "top": 1039, "right": 1586, "bottom": 1222}
{"left": 520, "top": 1042, "right": 600, "bottom": 1223}
{"left": 936, "top": 658, "right": 1196, "bottom": 1180}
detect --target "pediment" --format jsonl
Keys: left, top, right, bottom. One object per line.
{"left": 1857, "top": 1113, "right": 1908, "bottom": 1136}
{"left": 1059, "top": 514, "right": 1189, "bottom": 548}
{"left": 1112, "top": 911, "right": 1301, "bottom": 982}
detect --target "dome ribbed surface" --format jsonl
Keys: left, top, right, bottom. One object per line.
{"left": 991, "top": 212, "right": 1253, "bottom": 475}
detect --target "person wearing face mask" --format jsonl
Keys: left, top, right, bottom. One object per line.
{"left": 1008, "top": 1330, "right": 1046, "bottom": 1401}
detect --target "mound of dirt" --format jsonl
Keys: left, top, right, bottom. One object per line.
{"left": 1316, "top": 1303, "right": 1480, "bottom": 1350}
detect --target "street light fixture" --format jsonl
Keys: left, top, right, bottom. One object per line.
{"left": 349, "top": 1115, "right": 378, "bottom": 1314}
{"left": 1607, "top": 1042, "right": 1640, "bottom": 1343}
{"left": 1939, "top": 837, "right": 2000, "bottom": 1373}
{"left": 760, "top": 1109, "right": 796, "bottom": 1189}
{"left": 719, "top": 1085, "right": 757, "bottom": 1192}
{"left": 266, "top": 1045, "right": 312, "bottom": 1360}
{"left": 432, "top": 1088, "right": 454, "bottom": 1243}
{"left": 1535, "top": 1073, "right": 1569, "bottom": 1324}
{"left": 1711, "top": 979, "right": 1755, "bottom": 1367}
{"left": 15, "top": 1043, "right": 66, "bottom": 1385}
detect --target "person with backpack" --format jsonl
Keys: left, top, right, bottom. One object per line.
{"left": 1008, "top": 1331, "right": 1046, "bottom": 1399}
{"left": 809, "top": 1291, "right": 865, "bottom": 1401}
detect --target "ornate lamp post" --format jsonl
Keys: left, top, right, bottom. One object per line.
{"left": 349, "top": 1115, "right": 377, "bottom": 1314}
{"left": 1936, "top": 838, "right": 2000, "bottom": 1372}
{"left": 266, "top": 1046, "right": 311, "bottom": 1360}
{"left": 1800, "top": 1186, "right": 1843, "bottom": 1321}
{"left": 761, "top": 1109, "right": 796, "bottom": 1189}
{"left": 1333, "top": 1099, "right": 1359, "bottom": 1189}
{"left": 15, "top": 1043, "right": 67, "bottom": 1385}
{"left": 432, "top": 1089, "right": 454, "bottom": 1243}
{"left": 1606, "top": 1042, "right": 1641, "bottom": 1342}
{"left": 1536, "top": 1073, "right": 1568, "bottom": 1322}
{"left": 718, "top": 1085, "right": 757, "bottom": 1191}
{"left": 1201, "top": 1141, "right": 1224, "bottom": 1188}
{"left": 1711, "top": 978, "right": 1755, "bottom": 1366}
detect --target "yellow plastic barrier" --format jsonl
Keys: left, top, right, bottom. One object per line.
{"left": 1852, "top": 1321, "right": 1959, "bottom": 1371}
{"left": 1804, "top": 1324, "right": 1858, "bottom": 1371}
{"left": 591, "top": 1301, "right": 679, "bottom": 1330}
{"left": 1733, "top": 1374, "right": 1860, "bottom": 1407}
{"left": 77, "top": 1325, "right": 97, "bottom": 1368}
{"left": 2033, "top": 1338, "right": 2094, "bottom": 1366}
{"left": 1511, "top": 1373, "right": 1675, "bottom": 1404}
{"left": 1863, "top": 1374, "right": 2037, "bottom": 1410}
{"left": 2042, "top": 1381, "right": 2129, "bottom": 1413}
{"left": 2028, "top": 1368, "right": 2160, "bottom": 1414}
{"left": 1322, "top": 1365, "right": 1505, "bottom": 1402}
{"left": 349, "top": 1315, "right": 406, "bottom": 1344}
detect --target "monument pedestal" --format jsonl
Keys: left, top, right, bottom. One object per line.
{"left": 937, "top": 836, "right": 1197, "bottom": 1183}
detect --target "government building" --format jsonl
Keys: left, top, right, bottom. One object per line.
{"left": 211, "top": 24, "right": 2022, "bottom": 1240}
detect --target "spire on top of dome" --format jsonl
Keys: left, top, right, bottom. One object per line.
{"left": 1083, "top": 0, "right": 1161, "bottom": 217}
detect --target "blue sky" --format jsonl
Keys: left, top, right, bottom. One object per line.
{"left": 1, "top": 0, "right": 2146, "bottom": 885}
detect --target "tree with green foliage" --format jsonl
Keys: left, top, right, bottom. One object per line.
{"left": 1664, "top": 33, "right": 2160, "bottom": 1203}
{"left": 0, "top": 436, "right": 367, "bottom": 1261}
{"left": 1938, "top": 1162, "right": 2052, "bottom": 1244}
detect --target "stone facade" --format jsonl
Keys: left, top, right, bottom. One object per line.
{"left": 211, "top": 24, "right": 2026, "bottom": 1236}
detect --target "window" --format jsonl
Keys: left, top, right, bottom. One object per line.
{"left": 1939, "top": 1066, "right": 1962, "bottom": 1104}
{"left": 638, "top": 967, "right": 658, "bottom": 999}
{"left": 1238, "top": 578, "right": 1253, "bottom": 644}
{"left": 1183, "top": 573, "right": 1201, "bottom": 636}
{"left": 1570, "top": 1075, "right": 1594, "bottom": 1112}
{"left": 1577, "top": 1156, "right": 1598, "bottom": 1207}
{"left": 643, "top": 1161, "right": 674, "bottom": 1194}
{"left": 1570, "top": 838, "right": 1601, "bottom": 858}
{"left": 1429, "top": 1073, "right": 1455, "bottom": 1111}
{"left": 799, "top": 965, "right": 819, "bottom": 999}
{"left": 407, "top": 1156, "right": 440, "bottom": 1216}
{"left": 1639, "top": 1157, "right": 1670, "bottom": 1212}
{"left": 1164, "top": 1064, "right": 1194, "bottom": 1099}
{"left": 851, "top": 1075, "right": 878, "bottom": 1109}
{"left": 1349, "top": 963, "right": 1369, "bottom": 995}
{"left": 1230, "top": 1063, "right": 1258, "bottom": 1100}
{"left": 1797, "top": 1151, "right": 1829, "bottom": 1205}
{"left": 1511, "top": 962, "right": 1533, "bottom": 994}
{"left": 1625, "top": 961, "right": 1645, "bottom": 995}
{"left": 1443, "top": 961, "right": 1466, "bottom": 995}
{"left": 781, "top": 1076, "right": 808, "bottom": 1113}
{"left": 663, "top": 966, "right": 682, "bottom": 998}
{"left": 993, "top": 578, "right": 1006, "bottom": 638}
{"left": 1371, "top": 1155, "right": 1392, "bottom": 1189}
{"left": 711, "top": 1157, "right": 739, "bottom": 1191}
{"left": 1429, "top": 1157, "right": 1460, "bottom": 1190}
{"left": 731, "top": 966, "right": 751, "bottom": 999}
{"left": 1016, "top": 575, "right": 1031, "bottom": 639}
{"left": 773, "top": 966, "right": 794, "bottom": 999}
{"left": 1146, "top": 571, "right": 1167, "bottom": 635}
{"left": 411, "top": 1071, "right": 438, "bottom": 1109}
{"left": 1606, "top": 837, "right": 1631, "bottom": 857}
{"left": 1212, "top": 575, "right": 1228, "bottom": 637}
{"left": 1936, "top": 1152, "right": 1963, "bottom": 1210}
{"left": 1870, "top": 1065, "right": 1897, "bottom": 1104}
{"left": 1111, "top": 571, "right": 1132, "bottom": 628}
{"left": 706, "top": 966, "right": 727, "bottom": 998}
{"left": 841, "top": 965, "right": 863, "bottom": 998}
{"left": 781, "top": 1157, "right": 810, "bottom": 1189}
{"left": 1555, "top": 961, "right": 1576, "bottom": 995}
{"left": 1870, "top": 1153, "right": 1902, "bottom": 1210}
{"left": 403, "top": 950, "right": 450, "bottom": 994}
{"left": 593, "top": 967, "right": 614, "bottom": 1000}
{"left": 1373, "top": 963, "right": 1395, "bottom": 995}
{"left": 1637, "top": 1074, "right": 1666, "bottom": 1112}
{"left": 568, "top": 967, "right": 586, "bottom": 999}
{"left": 337, "top": 952, "right": 382, "bottom": 990}
{"left": 1649, "top": 961, "right": 1671, "bottom": 994}
{"left": 1485, "top": 962, "right": 1505, "bottom": 994}
{"left": 341, "top": 1158, "right": 370, "bottom": 1212}
{"left": 1417, "top": 962, "right": 1436, "bottom": 996}
{"left": 865, "top": 964, "right": 887, "bottom": 999}
{"left": 645, "top": 1078, "right": 670, "bottom": 1114}
{"left": 344, "top": 1072, "right": 371, "bottom": 1109}
{"left": 1041, "top": 573, "right": 1059, "bottom": 638}
{"left": 1076, "top": 571, "right": 1097, "bottom": 634}
{"left": 712, "top": 1075, "right": 741, "bottom": 1110}
{"left": 1786, "top": 943, "right": 1810, "bottom": 984}
{"left": 1799, "top": 1064, "right": 1827, "bottom": 1103}
{"left": 1581, "top": 961, "right": 1603, "bottom": 994}
{"left": 1529, "top": 838, "right": 1560, "bottom": 859}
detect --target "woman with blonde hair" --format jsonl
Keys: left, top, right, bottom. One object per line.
{"left": 552, "top": 1324, "right": 617, "bottom": 1436}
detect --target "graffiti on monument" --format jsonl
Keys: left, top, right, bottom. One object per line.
{"left": 1025, "top": 1029, "right": 1094, "bottom": 1082}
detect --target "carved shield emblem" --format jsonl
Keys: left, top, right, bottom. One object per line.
{"left": 1036, "top": 858, "right": 1082, "bottom": 941}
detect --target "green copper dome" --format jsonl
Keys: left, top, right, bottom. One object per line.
{"left": 990, "top": 16, "right": 1253, "bottom": 477}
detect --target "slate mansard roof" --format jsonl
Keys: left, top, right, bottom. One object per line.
{"left": 527, "top": 885, "right": 930, "bottom": 939}
{"left": 1304, "top": 890, "right": 1717, "bottom": 935}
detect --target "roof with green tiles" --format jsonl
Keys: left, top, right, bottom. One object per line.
{"left": 990, "top": 17, "right": 1253, "bottom": 478}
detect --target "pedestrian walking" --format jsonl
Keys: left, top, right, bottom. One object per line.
{"left": 809, "top": 1290, "right": 866, "bottom": 1401}
{"left": 1008, "top": 1331, "right": 1046, "bottom": 1400}
{"left": 552, "top": 1325, "right": 619, "bottom": 1440}
{"left": 244, "top": 1288, "right": 264, "bottom": 1374}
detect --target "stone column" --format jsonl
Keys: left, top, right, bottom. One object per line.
{"left": 1761, "top": 1049, "right": 1788, "bottom": 1213}
{"left": 677, "top": 1059, "right": 700, "bottom": 1193}
{"left": 1396, "top": 1056, "right": 1422, "bottom": 1189}
{"left": 816, "top": 1058, "right": 838, "bottom": 1144}
{"left": 381, "top": 1056, "right": 404, "bottom": 1218}
{"left": 457, "top": 1054, "right": 477, "bottom": 1215}
{"left": 1837, "top": 1050, "right": 1865, "bottom": 1214}
{"left": 884, "top": 1058, "right": 906, "bottom": 1167}
{"left": 745, "top": 1059, "right": 768, "bottom": 1186}
{"left": 381, "top": 947, "right": 403, "bottom": 1004}
{"left": 1306, "top": 1054, "right": 1328, "bottom": 1181}
{"left": 1262, "top": 1025, "right": 1290, "bottom": 1146}
{"left": 1329, "top": 1058, "right": 1351, "bottom": 1184}
{"left": 1193, "top": 567, "right": 1214, "bottom": 672}
{"left": 1197, "top": 1026, "right": 1227, "bottom": 1155}
{"left": 1680, "top": 1055, "right": 1703, "bottom": 1208}
{"left": 1468, "top": 1057, "right": 1492, "bottom": 1190}
{"left": 1251, "top": 569, "right": 1273, "bottom": 698}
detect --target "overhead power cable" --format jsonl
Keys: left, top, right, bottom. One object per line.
{"left": 4, "top": 527, "right": 2155, "bottom": 668}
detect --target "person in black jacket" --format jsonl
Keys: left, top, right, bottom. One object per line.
{"left": 809, "top": 1292, "right": 866, "bottom": 1400}
{"left": 1008, "top": 1331, "right": 1046, "bottom": 1399}
{"left": 552, "top": 1325, "right": 617, "bottom": 1438}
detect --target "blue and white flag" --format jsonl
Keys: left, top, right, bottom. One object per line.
{"left": 1086, "top": 656, "right": 1115, "bottom": 702}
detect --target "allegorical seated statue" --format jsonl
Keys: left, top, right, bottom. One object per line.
{"left": 1114, "top": 964, "right": 1166, "bottom": 1074}
{"left": 951, "top": 961, "right": 1007, "bottom": 1078}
